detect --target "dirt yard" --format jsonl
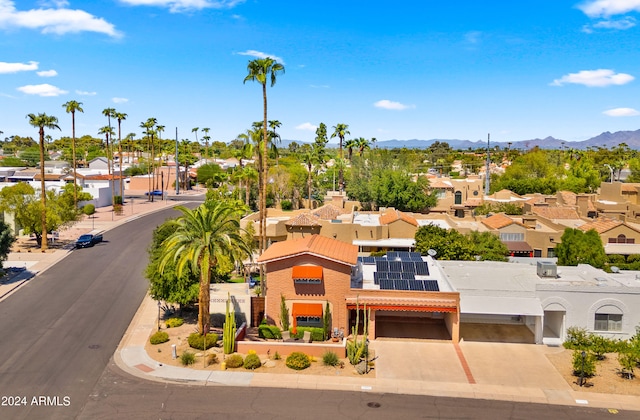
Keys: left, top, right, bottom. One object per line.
{"left": 546, "top": 349, "right": 639, "bottom": 396}
{"left": 145, "top": 315, "right": 369, "bottom": 377}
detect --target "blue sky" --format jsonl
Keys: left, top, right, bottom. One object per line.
{"left": 1, "top": 0, "right": 640, "bottom": 145}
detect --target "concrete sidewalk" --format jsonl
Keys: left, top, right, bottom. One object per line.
{"left": 2, "top": 192, "right": 639, "bottom": 412}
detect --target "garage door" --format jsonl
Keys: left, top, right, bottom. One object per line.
{"left": 375, "top": 311, "right": 451, "bottom": 340}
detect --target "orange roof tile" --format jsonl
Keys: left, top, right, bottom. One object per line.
{"left": 379, "top": 209, "right": 418, "bottom": 227}
{"left": 621, "top": 184, "right": 640, "bottom": 193}
{"left": 312, "top": 203, "right": 346, "bottom": 220}
{"left": 579, "top": 217, "right": 623, "bottom": 234}
{"left": 429, "top": 179, "right": 454, "bottom": 189}
{"left": 481, "top": 213, "right": 519, "bottom": 230}
{"left": 285, "top": 212, "right": 321, "bottom": 227}
{"left": 532, "top": 207, "right": 580, "bottom": 220}
{"left": 257, "top": 235, "right": 357, "bottom": 266}
{"left": 557, "top": 191, "right": 577, "bottom": 206}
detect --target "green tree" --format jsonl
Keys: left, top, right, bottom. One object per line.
{"left": 556, "top": 228, "right": 606, "bottom": 268}
{"left": 158, "top": 201, "right": 251, "bottom": 334}
{"left": 313, "top": 122, "right": 329, "bottom": 164}
{"left": 63, "top": 100, "right": 83, "bottom": 207}
{"left": 146, "top": 222, "right": 199, "bottom": 307}
{"left": 26, "top": 112, "right": 60, "bottom": 250}
{"left": 415, "top": 225, "right": 475, "bottom": 260}
{"left": 330, "top": 123, "right": 350, "bottom": 191}
{"left": 0, "top": 221, "right": 16, "bottom": 270}
{"left": 468, "top": 231, "right": 509, "bottom": 261}
{"left": 115, "top": 112, "right": 127, "bottom": 201}
{"left": 197, "top": 163, "right": 228, "bottom": 187}
{"left": 243, "top": 57, "right": 285, "bottom": 261}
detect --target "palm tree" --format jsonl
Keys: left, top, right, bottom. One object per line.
{"left": 331, "top": 123, "right": 350, "bottom": 191}
{"left": 357, "top": 137, "right": 370, "bottom": 157}
{"left": 26, "top": 113, "right": 60, "bottom": 250}
{"left": 268, "top": 120, "right": 281, "bottom": 165}
{"left": 62, "top": 100, "right": 83, "bottom": 207}
{"left": 115, "top": 112, "right": 127, "bottom": 201}
{"left": 301, "top": 146, "right": 317, "bottom": 210}
{"left": 140, "top": 119, "right": 157, "bottom": 200}
{"left": 156, "top": 125, "right": 165, "bottom": 190}
{"left": 243, "top": 57, "right": 285, "bottom": 261}
{"left": 159, "top": 201, "right": 250, "bottom": 334}
{"left": 202, "top": 127, "right": 210, "bottom": 161}
{"left": 102, "top": 108, "right": 116, "bottom": 173}
{"left": 192, "top": 127, "right": 199, "bottom": 160}
{"left": 344, "top": 138, "right": 357, "bottom": 161}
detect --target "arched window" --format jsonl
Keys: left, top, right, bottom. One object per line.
{"left": 617, "top": 234, "right": 627, "bottom": 243}
{"left": 454, "top": 191, "right": 462, "bottom": 205}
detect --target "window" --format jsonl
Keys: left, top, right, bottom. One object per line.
{"left": 296, "top": 316, "right": 322, "bottom": 327}
{"left": 547, "top": 248, "right": 556, "bottom": 258}
{"left": 595, "top": 313, "right": 622, "bottom": 332}
{"left": 500, "top": 232, "right": 524, "bottom": 242}
{"left": 294, "top": 278, "right": 321, "bottom": 284}
{"left": 454, "top": 191, "right": 462, "bottom": 205}
{"left": 608, "top": 234, "right": 635, "bottom": 244}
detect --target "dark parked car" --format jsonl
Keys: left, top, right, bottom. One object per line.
{"left": 75, "top": 231, "right": 103, "bottom": 248}
{"left": 145, "top": 190, "right": 163, "bottom": 196}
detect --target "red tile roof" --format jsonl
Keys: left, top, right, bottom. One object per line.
{"left": 481, "top": 213, "right": 520, "bottom": 230}
{"left": 532, "top": 207, "right": 580, "bottom": 220}
{"left": 285, "top": 213, "right": 321, "bottom": 227}
{"left": 257, "top": 235, "right": 358, "bottom": 266}
{"left": 312, "top": 203, "right": 346, "bottom": 220}
{"left": 379, "top": 209, "right": 418, "bottom": 227}
{"left": 579, "top": 217, "right": 624, "bottom": 234}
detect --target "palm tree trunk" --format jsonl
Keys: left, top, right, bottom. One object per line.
{"left": 198, "top": 252, "right": 211, "bottom": 334}
{"left": 39, "top": 128, "right": 48, "bottom": 251}
{"left": 308, "top": 165, "right": 312, "bottom": 210}
{"left": 72, "top": 112, "right": 77, "bottom": 207}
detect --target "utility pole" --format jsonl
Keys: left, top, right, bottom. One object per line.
{"left": 484, "top": 133, "right": 490, "bottom": 196}
{"left": 175, "top": 127, "right": 179, "bottom": 195}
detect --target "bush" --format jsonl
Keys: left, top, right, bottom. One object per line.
{"left": 571, "top": 350, "right": 596, "bottom": 378}
{"left": 281, "top": 200, "right": 293, "bottom": 211}
{"left": 149, "top": 331, "right": 169, "bottom": 345}
{"left": 291, "top": 327, "right": 324, "bottom": 342}
{"left": 608, "top": 254, "right": 626, "bottom": 264}
{"left": 180, "top": 351, "right": 196, "bottom": 366}
{"left": 627, "top": 254, "right": 640, "bottom": 263}
{"left": 286, "top": 352, "right": 310, "bottom": 370}
{"left": 187, "top": 332, "right": 219, "bottom": 350}
{"left": 225, "top": 354, "right": 244, "bottom": 368}
{"left": 243, "top": 353, "right": 262, "bottom": 370}
{"left": 258, "top": 325, "right": 282, "bottom": 339}
{"left": 273, "top": 351, "right": 281, "bottom": 360}
{"left": 165, "top": 317, "right": 184, "bottom": 328}
{"left": 322, "top": 351, "right": 340, "bottom": 367}
{"left": 83, "top": 204, "right": 95, "bottom": 217}
{"left": 591, "top": 335, "right": 617, "bottom": 360}
{"left": 207, "top": 353, "right": 219, "bottom": 366}
{"left": 564, "top": 327, "right": 592, "bottom": 350}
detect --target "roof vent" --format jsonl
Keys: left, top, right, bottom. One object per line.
{"left": 536, "top": 261, "right": 557, "bottom": 278}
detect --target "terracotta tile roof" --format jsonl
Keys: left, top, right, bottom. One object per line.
{"left": 525, "top": 196, "right": 547, "bottom": 205}
{"left": 621, "top": 184, "right": 640, "bottom": 193}
{"left": 429, "top": 179, "right": 454, "bottom": 189}
{"left": 557, "top": 191, "right": 577, "bottom": 206}
{"left": 379, "top": 209, "right": 418, "bottom": 227}
{"left": 285, "top": 212, "right": 321, "bottom": 227}
{"left": 502, "top": 241, "right": 533, "bottom": 252}
{"left": 532, "top": 207, "right": 580, "bottom": 220}
{"left": 33, "top": 173, "right": 64, "bottom": 181}
{"left": 312, "top": 203, "right": 346, "bottom": 220}
{"left": 579, "top": 217, "right": 623, "bottom": 234}
{"left": 345, "top": 296, "right": 458, "bottom": 310}
{"left": 481, "top": 213, "right": 519, "bottom": 230}
{"left": 257, "top": 234, "right": 358, "bottom": 266}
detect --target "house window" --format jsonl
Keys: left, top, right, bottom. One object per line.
{"left": 547, "top": 248, "right": 556, "bottom": 258}
{"left": 594, "top": 313, "right": 622, "bottom": 332}
{"left": 295, "top": 316, "right": 322, "bottom": 327}
{"left": 454, "top": 191, "right": 462, "bottom": 205}
{"left": 608, "top": 234, "right": 635, "bottom": 244}
{"left": 500, "top": 233, "right": 524, "bottom": 242}
{"left": 435, "top": 190, "right": 446, "bottom": 199}
{"left": 292, "top": 266, "right": 323, "bottom": 284}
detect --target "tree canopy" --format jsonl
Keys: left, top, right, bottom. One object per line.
{"left": 415, "top": 225, "right": 508, "bottom": 261}
{"left": 555, "top": 228, "right": 606, "bottom": 268}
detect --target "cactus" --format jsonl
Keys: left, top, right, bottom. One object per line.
{"left": 223, "top": 292, "right": 236, "bottom": 354}
{"left": 347, "top": 296, "right": 370, "bottom": 367}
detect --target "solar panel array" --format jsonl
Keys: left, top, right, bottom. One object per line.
{"left": 379, "top": 279, "right": 439, "bottom": 291}
{"left": 368, "top": 251, "right": 433, "bottom": 290}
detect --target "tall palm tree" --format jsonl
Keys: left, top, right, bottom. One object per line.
{"left": 62, "top": 100, "right": 83, "bottom": 207}
{"left": 115, "top": 112, "right": 127, "bottom": 201}
{"left": 140, "top": 119, "right": 157, "bottom": 200}
{"left": 243, "top": 57, "right": 285, "bottom": 263}
{"left": 102, "top": 108, "right": 116, "bottom": 174}
{"left": 159, "top": 201, "right": 250, "bottom": 335}
{"left": 202, "top": 127, "right": 210, "bottom": 161}
{"left": 26, "top": 113, "right": 60, "bottom": 250}
{"left": 357, "top": 137, "right": 370, "bottom": 157}
{"left": 344, "top": 138, "right": 357, "bottom": 161}
{"left": 268, "top": 120, "right": 281, "bottom": 165}
{"left": 331, "top": 123, "right": 350, "bottom": 191}
{"left": 155, "top": 125, "right": 165, "bottom": 190}
{"left": 192, "top": 127, "right": 199, "bottom": 159}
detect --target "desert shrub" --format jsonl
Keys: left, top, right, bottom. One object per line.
{"left": 149, "top": 331, "right": 169, "bottom": 345}
{"left": 281, "top": 200, "right": 293, "bottom": 211}
{"left": 346, "top": 338, "right": 369, "bottom": 365}
{"left": 571, "top": 350, "right": 596, "bottom": 378}
{"left": 258, "top": 325, "right": 282, "bottom": 339}
{"left": 564, "top": 327, "right": 592, "bottom": 350}
{"left": 291, "top": 327, "right": 324, "bottom": 342}
{"left": 322, "top": 351, "right": 340, "bottom": 367}
{"left": 207, "top": 353, "right": 219, "bottom": 366}
{"left": 243, "top": 353, "right": 262, "bottom": 370}
{"left": 591, "top": 335, "right": 617, "bottom": 360}
{"left": 608, "top": 254, "right": 626, "bottom": 264}
{"left": 627, "top": 254, "right": 640, "bottom": 263}
{"left": 225, "top": 354, "right": 244, "bottom": 368}
{"left": 180, "top": 351, "right": 196, "bottom": 366}
{"left": 187, "top": 332, "right": 219, "bottom": 350}
{"left": 165, "top": 317, "right": 184, "bottom": 328}
{"left": 82, "top": 204, "right": 95, "bottom": 217}
{"left": 286, "top": 352, "right": 310, "bottom": 370}
{"left": 273, "top": 351, "right": 281, "bottom": 360}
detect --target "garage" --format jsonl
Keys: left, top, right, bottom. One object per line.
{"left": 460, "top": 296, "right": 543, "bottom": 344}
{"left": 374, "top": 311, "right": 451, "bottom": 340}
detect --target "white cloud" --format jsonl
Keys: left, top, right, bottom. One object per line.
{"left": 593, "top": 16, "right": 636, "bottom": 29}
{"left": 374, "top": 99, "right": 415, "bottom": 110}
{"left": 578, "top": 0, "right": 640, "bottom": 18}
{"left": 0, "top": 0, "right": 121, "bottom": 37}
{"left": 0, "top": 60, "right": 38, "bottom": 74}
{"left": 603, "top": 107, "right": 640, "bottom": 116}
{"left": 236, "top": 50, "right": 285, "bottom": 64}
{"left": 550, "top": 69, "right": 634, "bottom": 87}
{"left": 17, "top": 83, "right": 67, "bottom": 96}
{"left": 76, "top": 89, "right": 96, "bottom": 96}
{"left": 119, "top": 0, "right": 245, "bottom": 13}
{"left": 465, "top": 31, "right": 482, "bottom": 44}
{"left": 295, "top": 122, "right": 317, "bottom": 131}
{"left": 37, "top": 69, "right": 57, "bottom": 77}
{"left": 112, "top": 97, "right": 129, "bottom": 103}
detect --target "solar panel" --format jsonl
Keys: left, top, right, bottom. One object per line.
{"left": 401, "top": 272, "right": 415, "bottom": 280}
{"left": 423, "top": 280, "right": 440, "bottom": 291}
{"left": 393, "top": 279, "right": 410, "bottom": 290}
{"left": 415, "top": 262, "right": 429, "bottom": 275}
{"left": 388, "top": 271, "right": 402, "bottom": 280}
{"left": 408, "top": 279, "right": 424, "bottom": 291}
{"left": 360, "top": 256, "right": 376, "bottom": 265}
{"left": 409, "top": 252, "right": 423, "bottom": 261}
{"left": 397, "top": 252, "right": 412, "bottom": 261}
{"left": 401, "top": 261, "right": 416, "bottom": 273}
{"left": 389, "top": 261, "right": 402, "bottom": 272}
{"left": 376, "top": 261, "right": 389, "bottom": 272}
{"left": 379, "top": 279, "right": 394, "bottom": 290}
{"left": 386, "top": 251, "right": 399, "bottom": 260}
